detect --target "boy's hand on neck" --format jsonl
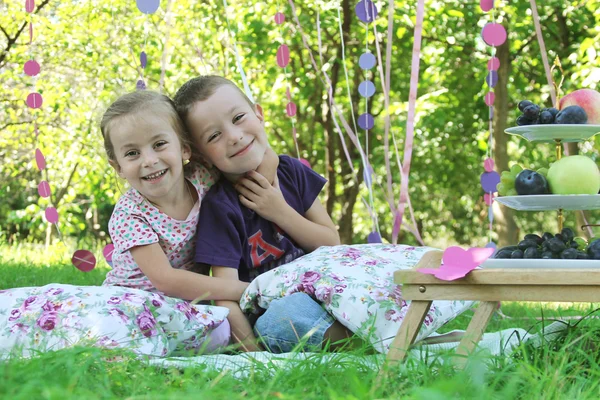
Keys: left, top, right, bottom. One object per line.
{"left": 235, "top": 171, "right": 293, "bottom": 224}
{"left": 253, "top": 147, "right": 279, "bottom": 185}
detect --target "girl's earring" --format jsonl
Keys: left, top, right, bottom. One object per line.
{"left": 183, "top": 159, "right": 190, "bottom": 165}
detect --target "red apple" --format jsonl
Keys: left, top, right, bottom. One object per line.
{"left": 559, "top": 89, "right": 600, "bottom": 124}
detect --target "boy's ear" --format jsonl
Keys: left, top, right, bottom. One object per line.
{"left": 109, "top": 160, "right": 124, "bottom": 178}
{"left": 254, "top": 104, "right": 264, "bottom": 123}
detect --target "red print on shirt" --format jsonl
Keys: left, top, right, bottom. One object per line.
{"left": 248, "top": 230, "right": 284, "bottom": 267}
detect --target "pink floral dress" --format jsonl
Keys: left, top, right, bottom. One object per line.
{"left": 103, "top": 163, "right": 216, "bottom": 291}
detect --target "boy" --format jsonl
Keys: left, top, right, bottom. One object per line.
{"left": 174, "top": 76, "right": 356, "bottom": 352}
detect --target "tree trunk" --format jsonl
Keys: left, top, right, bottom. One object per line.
{"left": 492, "top": 28, "right": 519, "bottom": 247}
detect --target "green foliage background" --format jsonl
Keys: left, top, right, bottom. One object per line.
{"left": 1, "top": 0, "right": 599, "bottom": 250}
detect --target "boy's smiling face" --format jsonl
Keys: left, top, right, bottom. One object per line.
{"left": 187, "top": 85, "right": 268, "bottom": 181}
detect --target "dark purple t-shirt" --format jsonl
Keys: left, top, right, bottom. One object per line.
{"left": 195, "top": 155, "right": 327, "bottom": 282}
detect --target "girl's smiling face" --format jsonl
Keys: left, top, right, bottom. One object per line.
{"left": 108, "top": 110, "right": 191, "bottom": 207}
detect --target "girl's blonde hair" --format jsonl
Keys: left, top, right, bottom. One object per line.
{"left": 100, "top": 91, "right": 192, "bottom": 162}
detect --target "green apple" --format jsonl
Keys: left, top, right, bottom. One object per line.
{"left": 547, "top": 155, "right": 600, "bottom": 195}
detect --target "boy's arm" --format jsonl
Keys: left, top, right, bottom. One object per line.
{"left": 212, "top": 266, "right": 263, "bottom": 352}
{"left": 236, "top": 172, "right": 341, "bottom": 251}
{"left": 130, "top": 244, "right": 248, "bottom": 301}
{"left": 253, "top": 147, "right": 279, "bottom": 185}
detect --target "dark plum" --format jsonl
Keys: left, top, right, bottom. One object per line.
{"left": 511, "top": 249, "right": 524, "bottom": 259}
{"left": 587, "top": 239, "right": 600, "bottom": 260}
{"left": 517, "top": 115, "right": 535, "bottom": 126}
{"left": 560, "top": 248, "right": 578, "bottom": 259}
{"left": 541, "top": 251, "right": 554, "bottom": 259}
{"left": 524, "top": 233, "right": 543, "bottom": 245}
{"left": 546, "top": 238, "right": 566, "bottom": 253}
{"left": 515, "top": 170, "right": 549, "bottom": 195}
{"left": 555, "top": 105, "right": 588, "bottom": 124}
{"left": 518, "top": 239, "right": 539, "bottom": 251}
{"left": 542, "top": 232, "right": 554, "bottom": 242}
{"left": 538, "top": 109, "right": 555, "bottom": 124}
{"left": 518, "top": 100, "right": 534, "bottom": 112}
{"left": 524, "top": 247, "right": 540, "bottom": 259}
{"left": 561, "top": 228, "right": 575, "bottom": 242}
{"left": 523, "top": 104, "right": 541, "bottom": 120}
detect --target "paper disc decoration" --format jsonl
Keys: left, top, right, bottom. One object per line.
{"left": 26, "top": 92, "right": 43, "bottom": 109}
{"left": 487, "top": 57, "right": 500, "bottom": 71}
{"left": 358, "top": 113, "right": 374, "bottom": 130}
{"left": 35, "top": 148, "right": 46, "bottom": 170}
{"left": 484, "top": 92, "right": 495, "bottom": 106}
{"left": 72, "top": 249, "right": 97, "bottom": 272}
{"left": 486, "top": 71, "right": 498, "bottom": 88}
{"left": 38, "top": 180, "right": 51, "bottom": 198}
{"left": 359, "top": 52, "right": 376, "bottom": 70}
{"left": 140, "top": 51, "right": 147, "bottom": 68}
{"left": 24, "top": 60, "right": 40, "bottom": 76}
{"left": 103, "top": 244, "right": 115, "bottom": 268}
{"left": 482, "top": 23, "right": 507, "bottom": 46}
{"left": 483, "top": 158, "right": 494, "bottom": 172}
{"left": 276, "top": 44, "right": 290, "bottom": 68}
{"left": 286, "top": 102, "right": 297, "bottom": 117}
{"left": 45, "top": 207, "right": 58, "bottom": 223}
{"left": 299, "top": 158, "right": 311, "bottom": 169}
{"left": 367, "top": 231, "right": 382, "bottom": 243}
{"left": 274, "top": 12, "right": 285, "bottom": 24}
{"left": 480, "top": 171, "right": 500, "bottom": 193}
{"left": 25, "top": 0, "right": 35, "bottom": 13}
{"left": 136, "top": 0, "right": 160, "bottom": 14}
{"left": 355, "top": 0, "right": 378, "bottom": 23}
{"left": 480, "top": 0, "right": 494, "bottom": 12}
{"left": 358, "top": 80, "right": 376, "bottom": 98}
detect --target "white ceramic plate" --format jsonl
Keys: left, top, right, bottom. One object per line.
{"left": 495, "top": 194, "right": 600, "bottom": 211}
{"left": 481, "top": 258, "right": 600, "bottom": 269}
{"left": 505, "top": 124, "right": 600, "bottom": 143}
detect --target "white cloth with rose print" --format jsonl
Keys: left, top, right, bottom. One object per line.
{"left": 0, "top": 284, "right": 229, "bottom": 360}
{"left": 240, "top": 244, "right": 474, "bottom": 353}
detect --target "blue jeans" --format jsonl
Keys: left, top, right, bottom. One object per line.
{"left": 253, "top": 292, "right": 335, "bottom": 353}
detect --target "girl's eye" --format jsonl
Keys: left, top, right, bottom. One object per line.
{"left": 125, "top": 150, "right": 139, "bottom": 158}
{"left": 208, "top": 132, "right": 221, "bottom": 143}
{"left": 233, "top": 113, "right": 245, "bottom": 123}
{"left": 154, "top": 140, "right": 167, "bottom": 148}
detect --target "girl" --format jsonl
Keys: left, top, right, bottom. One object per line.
{"left": 100, "top": 90, "right": 277, "bottom": 352}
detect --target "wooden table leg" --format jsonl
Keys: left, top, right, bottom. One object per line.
{"left": 454, "top": 301, "right": 497, "bottom": 368}
{"left": 386, "top": 300, "right": 432, "bottom": 364}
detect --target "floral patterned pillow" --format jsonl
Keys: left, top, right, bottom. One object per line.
{"left": 0, "top": 284, "right": 229, "bottom": 359}
{"left": 240, "top": 244, "right": 474, "bottom": 354}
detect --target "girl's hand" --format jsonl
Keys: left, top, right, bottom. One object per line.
{"left": 235, "top": 171, "right": 290, "bottom": 223}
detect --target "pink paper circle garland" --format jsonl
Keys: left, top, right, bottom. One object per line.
{"left": 479, "top": 1, "right": 505, "bottom": 250}
{"left": 273, "top": 8, "right": 304, "bottom": 167}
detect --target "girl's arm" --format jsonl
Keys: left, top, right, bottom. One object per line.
{"left": 211, "top": 266, "right": 263, "bottom": 352}
{"left": 130, "top": 244, "right": 248, "bottom": 301}
{"left": 237, "top": 171, "right": 341, "bottom": 252}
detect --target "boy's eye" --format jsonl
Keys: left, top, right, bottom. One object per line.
{"left": 233, "top": 113, "right": 245, "bottom": 123}
{"left": 208, "top": 132, "right": 221, "bottom": 143}
{"left": 124, "top": 150, "right": 139, "bottom": 157}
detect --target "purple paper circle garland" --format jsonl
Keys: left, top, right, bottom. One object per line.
{"left": 355, "top": 0, "right": 378, "bottom": 23}
{"left": 480, "top": 171, "right": 501, "bottom": 193}
{"left": 26, "top": 92, "right": 43, "bottom": 109}
{"left": 359, "top": 52, "right": 376, "bottom": 70}
{"left": 358, "top": 113, "right": 375, "bottom": 130}
{"left": 136, "top": 0, "right": 160, "bottom": 15}
{"left": 358, "top": 80, "right": 376, "bottom": 98}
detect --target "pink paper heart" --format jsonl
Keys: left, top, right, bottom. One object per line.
{"left": 418, "top": 246, "right": 495, "bottom": 281}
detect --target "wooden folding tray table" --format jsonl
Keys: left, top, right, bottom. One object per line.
{"left": 386, "top": 250, "right": 600, "bottom": 367}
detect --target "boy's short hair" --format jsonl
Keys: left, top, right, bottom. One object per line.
{"left": 173, "top": 76, "right": 254, "bottom": 124}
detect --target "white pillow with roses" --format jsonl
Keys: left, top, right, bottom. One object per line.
{"left": 0, "top": 284, "right": 229, "bottom": 359}
{"left": 240, "top": 244, "right": 474, "bottom": 354}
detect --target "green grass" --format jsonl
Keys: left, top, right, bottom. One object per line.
{"left": 2, "top": 245, "right": 600, "bottom": 399}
